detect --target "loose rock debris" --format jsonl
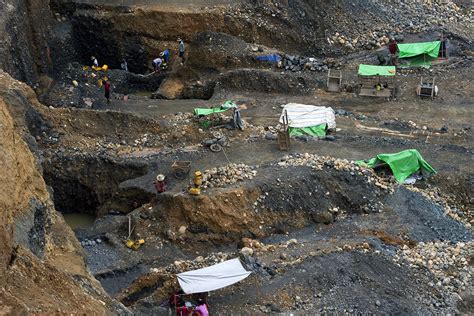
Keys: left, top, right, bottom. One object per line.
{"left": 1, "top": 0, "right": 472, "bottom": 314}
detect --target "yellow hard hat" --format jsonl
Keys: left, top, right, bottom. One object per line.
{"left": 194, "top": 171, "right": 202, "bottom": 177}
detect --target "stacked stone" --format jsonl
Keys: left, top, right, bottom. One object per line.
{"left": 202, "top": 163, "right": 258, "bottom": 188}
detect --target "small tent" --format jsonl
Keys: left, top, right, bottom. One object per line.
{"left": 177, "top": 258, "right": 252, "bottom": 294}
{"left": 356, "top": 149, "right": 437, "bottom": 183}
{"left": 279, "top": 103, "right": 336, "bottom": 137}
{"left": 397, "top": 41, "right": 441, "bottom": 67}
{"left": 357, "top": 64, "right": 396, "bottom": 98}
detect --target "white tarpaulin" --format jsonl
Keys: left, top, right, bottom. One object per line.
{"left": 177, "top": 258, "right": 251, "bottom": 294}
{"left": 279, "top": 103, "right": 336, "bottom": 129}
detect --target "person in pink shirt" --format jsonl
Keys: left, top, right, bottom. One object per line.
{"left": 194, "top": 299, "right": 209, "bottom": 316}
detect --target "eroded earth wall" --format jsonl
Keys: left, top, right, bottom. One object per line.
{"left": 0, "top": 70, "right": 126, "bottom": 314}
{"left": 0, "top": 0, "right": 54, "bottom": 84}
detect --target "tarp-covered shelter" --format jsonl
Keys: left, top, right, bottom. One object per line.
{"left": 397, "top": 41, "right": 441, "bottom": 67}
{"left": 358, "top": 64, "right": 396, "bottom": 77}
{"left": 194, "top": 100, "right": 243, "bottom": 130}
{"left": 357, "top": 64, "right": 396, "bottom": 98}
{"left": 356, "top": 149, "right": 437, "bottom": 183}
{"left": 177, "top": 258, "right": 252, "bottom": 294}
{"left": 279, "top": 103, "right": 336, "bottom": 137}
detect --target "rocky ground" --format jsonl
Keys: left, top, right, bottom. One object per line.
{"left": 0, "top": 0, "right": 473, "bottom": 314}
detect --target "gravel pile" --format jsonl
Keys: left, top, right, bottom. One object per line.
{"left": 164, "top": 112, "right": 194, "bottom": 126}
{"left": 283, "top": 55, "right": 328, "bottom": 72}
{"left": 330, "top": 0, "right": 470, "bottom": 51}
{"left": 149, "top": 252, "right": 235, "bottom": 275}
{"left": 202, "top": 163, "right": 258, "bottom": 188}
{"left": 395, "top": 241, "right": 473, "bottom": 295}
{"left": 276, "top": 153, "right": 394, "bottom": 192}
{"left": 407, "top": 186, "right": 472, "bottom": 227}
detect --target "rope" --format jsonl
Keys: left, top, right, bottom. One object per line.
{"left": 221, "top": 146, "right": 231, "bottom": 164}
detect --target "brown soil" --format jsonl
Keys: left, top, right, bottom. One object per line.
{"left": 0, "top": 70, "right": 124, "bottom": 313}
{"left": 360, "top": 229, "right": 417, "bottom": 248}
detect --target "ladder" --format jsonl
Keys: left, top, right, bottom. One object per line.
{"left": 278, "top": 110, "right": 290, "bottom": 151}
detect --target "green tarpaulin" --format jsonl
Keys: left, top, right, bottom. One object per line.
{"left": 398, "top": 54, "right": 434, "bottom": 68}
{"left": 397, "top": 41, "right": 441, "bottom": 59}
{"left": 356, "top": 149, "right": 437, "bottom": 183}
{"left": 288, "top": 124, "right": 327, "bottom": 137}
{"left": 358, "top": 64, "right": 396, "bottom": 76}
{"left": 194, "top": 107, "right": 228, "bottom": 116}
{"left": 194, "top": 100, "right": 237, "bottom": 116}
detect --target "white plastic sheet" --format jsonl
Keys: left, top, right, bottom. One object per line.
{"left": 280, "top": 103, "right": 336, "bottom": 129}
{"left": 177, "top": 258, "right": 251, "bottom": 294}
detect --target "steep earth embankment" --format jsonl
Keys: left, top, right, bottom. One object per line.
{"left": 0, "top": 0, "right": 55, "bottom": 84}
{"left": 0, "top": 70, "right": 127, "bottom": 314}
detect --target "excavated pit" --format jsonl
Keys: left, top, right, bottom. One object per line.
{"left": 2, "top": 0, "right": 473, "bottom": 313}
{"left": 42, "top": 154, "right": 153, "bottom": 216}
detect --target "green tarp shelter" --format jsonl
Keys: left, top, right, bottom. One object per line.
{"left": 358, "top": 64, "right": 396, "bottom": 76}
{"left": 397, "top": 41, "right": 441, "bottom": 59}
{"left": 397, "top": 41, "right": 441, "bottom": 67}
{"left": 356, "top": 149, "right": 437, "bottom": 183}
{"left": 194, "top": 100, "right": 237, "bottom": 116}
{"left": 288, "top": 125, "right": 327, "bottom": 137}
{"left": 280, "top": 104, "right": 336, "bottom": 137}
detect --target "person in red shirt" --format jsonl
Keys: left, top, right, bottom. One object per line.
{"left": 388, "top": 38, "right": 397, "bottom": 54}
{"left": 388, "top": 38, "right": 398, "bottom": 65}
{"left": 154, "top": 174, "right": 167, "bottom": 194}
{"left": 104, "top": 79, "right": 111, "bottom": 104}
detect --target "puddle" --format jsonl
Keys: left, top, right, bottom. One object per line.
{"left": 63, "top": 213, "right": 96, "bottom": 230}
{"left": 131, "top": 91, "right": 152, "bottom": 98}
{"left": 97, "top": 264, "right": 150, "bottom": 295}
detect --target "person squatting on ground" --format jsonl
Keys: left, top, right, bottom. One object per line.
{"left": 103, "top": 79, "right": 111, "bottom": 104}
{"left": 154, "top": 174, "right": 167, "bottom": 194}
{"left": 178, "top": 38, "right": 185, "bottom": 63}
{"left": 153, "top": 57, "right": 163, "bottom": 73}
{"left": 161, "top": 48, "right": 170, "bottom": 64}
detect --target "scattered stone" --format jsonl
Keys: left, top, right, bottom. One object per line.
{"left": 312, "top": 211, "right": 334, "bottom": 224}
{"left": 240, "top": 247, "right": 254, "bottom": 257}
{"left": 202, "top": 163, "right": 257, "bottom": 188}
{"left": 178, "top": 226, "right": 187, "bottom": 235}
{"left": 395, "top": 241, "right": 473, "bottom": 295}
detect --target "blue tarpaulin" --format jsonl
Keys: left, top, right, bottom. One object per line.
{"left": 256, "top": 54, "right": 281, "bottom": 63}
